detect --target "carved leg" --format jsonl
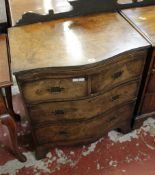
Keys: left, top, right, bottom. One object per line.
{"left": 1, "top": 114, "right": 26, "bottom": 162}
{"left": 5, "top": 86, "right": 20, "bottom": 121}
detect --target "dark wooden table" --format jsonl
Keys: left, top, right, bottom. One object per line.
{"left": 5, "top": 0, "right": 73, "bottom": 26}
{"left": 0, "top": 34, "right": 26, "bottom": 162}
{"left": 6, "top": 0, "right": 155, "bottom": 27}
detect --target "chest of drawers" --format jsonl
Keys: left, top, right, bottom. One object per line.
{"left": 121, "top": 6, "right": 155, "bottom": 120}
{"left": 8, "top": 12, "right": 150, "bottom": 159}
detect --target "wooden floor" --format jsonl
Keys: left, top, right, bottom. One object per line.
{"left": 0, "top": 93, "right": 155, "bottom": 175}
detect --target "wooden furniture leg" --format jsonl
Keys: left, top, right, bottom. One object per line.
{"left": 5, "top": 86, "right": 21, "bottom": 121}
{"left": 1, "top": 114, "right": 26, "bottom": 162}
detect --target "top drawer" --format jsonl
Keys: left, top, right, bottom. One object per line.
{"left": 17, "top": 49, "right": 147, "bottom": 104}
{"left": 92, "top": 50, "right": 146, "bottom": 93}
{"left": 21, "top": 77, "right": 88, "bottom": 103}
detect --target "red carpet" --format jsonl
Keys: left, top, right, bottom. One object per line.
{"left": 1, "top": 94, "right": 155, "bottom": 175}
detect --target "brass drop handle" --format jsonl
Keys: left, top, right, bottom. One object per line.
{"left": 112, "top": 70, "right": 124, "bottom": 79}
{"left": 47, "top": 87, "right": 64, "bottom": 93}
{"left": 59, "top": 131, "right": 68, "bottom": 136}
{"left": 111, "top": 95, "right": 120, "bottom": 101}
{"left": 51, "top": 110, "right": 65, "bottom": 116}
{"left": 107, "top": 115, "right": 117, "bottom": 122}
{"left": 152, "top": 69, "right": 155, "bottom": 75}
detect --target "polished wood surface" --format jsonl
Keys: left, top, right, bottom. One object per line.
{"left": 8, "top": 12, "right": 149, "bottom": 73}
{"left": 7, "top": 0, "right": 72, "bottom": 26}
{"left": 121, "top": 5, "right": 155, "bottom": 46}
{"left": 0, "top": 35, "right": 26, "bottom": 162}
{"left": 121, "top": 6, "right": 155, "bottom": 118}
{"left": 0, "top": 113, "right": 26, "bottom": 162}
{"left": 19, "top": 49, "right": 146, "bottom": 104}
{"left": 35, "top": 101, "right": 135, "bottom": 145}
{"left": 9, "top": 12, "right": 149, "bottom": 159}
{"left": 6, "top": 0, "right": 155, "bottom": 27}
{"left": 28, "top": 80, "right": 139, "bottom": 126}
{"left": 146, "top": 70, "right": 155, "bottom": 93}
{"left": 0, "top": 35, "right": 12, "bottom": 87}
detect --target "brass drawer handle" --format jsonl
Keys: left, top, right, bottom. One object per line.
{"left": 47, "top": 87, "right": 64, "bottom": 93}
{"left": 107, "top": 115, "right": 117, "bottom": 122}
{"left": 112, "top": 70, "right": 124, "bottom": 79}
{"left": 152, "top": 69, "right": 155, "bottom": 75}
{"left": 111, "top": 95, "right": 120, "bottom": 101}
{"left": 59, "top": 131, "right": 68, "bottom": 136}
{"left": 51, "top": 110, "right": 65, "bottom": 116}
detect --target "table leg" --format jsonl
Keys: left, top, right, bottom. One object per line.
{"left": 5, "top": 86, "right": 21, "bottom": 121}
{"left": 1, "top": 114, "right": 26, "bottom": 162}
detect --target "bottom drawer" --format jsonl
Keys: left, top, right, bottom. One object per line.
{"left": 141, "top": 94, "right": 155, "bottom": 114}
{"left": 34, "top": 101, "right": 135, "bottom": 145}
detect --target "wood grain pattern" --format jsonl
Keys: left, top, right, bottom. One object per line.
{"left": 9, "top": 12, "right": 149, "bottom": 159}
{"left": 91, "top": 51, "right": 146, "bottom": 93}
{"left": 146, "top": 70, "right": 155, "bottom": 93}
{"left": 35, "top": 101, "right": 135, "bottom": 145}
{"left": 121, "top": 6, "right": 155, "bottom": 116}
{"left": 7, "top": 0, "right": 72, "bottom": 26}
{"left": 0, "top": 32, "right": 26, "bottom": 162}
{"left": 0, "top": 90, "right": 6, "bottom": 114}
{"left": 8, "top": 12, "right": 149, "bottom": 73}
{"left": 18, "top": 49, "right": 146, "bottom": 104}
{"left": 121, "top": 5, "right": 155, "bottom": 46}
{"left": 22, "top": 76, "right": 88, "bottom": 103}
{"left": 140, "top": 94, "right": 155, "bottom": 114}
{"left": 28, "top": 80, "right": 139, "bottom": 125}
{"left": 0, "top": 35, "right": 12, "bottom": 87}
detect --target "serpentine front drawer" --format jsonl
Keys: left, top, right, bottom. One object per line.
{"left": 34, "top": 101, "right": 135, "bottom": 145}
{"left": 28, "top": 79, "right": 139, "bottom": 125}
{"left": 17, "top": 49, "right": 146, "bottom": 104}
{"left": 8, "top": 11, "right": 150, "bottom": 159}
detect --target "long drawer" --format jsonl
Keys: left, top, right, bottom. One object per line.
{"left": 28, "top": 80, "right": 139, "bottom": 125}
{"left": 34, "top": 101, "right": 135, "bottom": 145}
{"left": 18, "top": 50, "right": 146, "bottom": 104}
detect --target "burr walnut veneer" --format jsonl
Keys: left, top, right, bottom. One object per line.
{"left": 8, "top": 12, "right": 150, "bottom": 159}
{"left": 121, "top": 6, "right": 155, "bottom": 119}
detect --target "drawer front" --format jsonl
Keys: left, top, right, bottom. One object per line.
{"left": 147, "top": 70, "right": 155, "bottom": 93}
{"left": 22, "top": 77, "right": 88, "bottom": 103}
{"left": 29, "top": 80, "right": 139, "bottom": 125}
{"left": 141, "top": 94, "right": 155, "bottom": 114}
{"left": 34, "top": 102, "right": 135, "bottom": 145}
{"left": 92, "top": 51, "right": 146, "bottom": 93}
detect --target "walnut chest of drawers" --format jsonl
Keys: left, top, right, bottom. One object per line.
{"left": 121, "top": 6, "right": 155, "bottom": 120}
{"left": 8, "top": 12, "right": 150, "bottom": 159}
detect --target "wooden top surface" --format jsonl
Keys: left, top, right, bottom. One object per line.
{"left": 8, "top": 0, "right": 73, "bottom": 26}
{"left": 0, "top": 0, "right": 7, "bottom": 24}
{"left": 121, "top": 5, "right": 155, "bottom": 46}
{"left": 0, "top": 35, "right": 12, "bottom": 87}
{"left": 8, "top": 12, "right": 150, "bottom": 73}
